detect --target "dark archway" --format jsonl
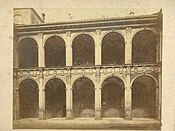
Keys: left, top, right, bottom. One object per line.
{"left": 73, "top": 77, "right": 95, "bottom": 117}
{"left": 45, "top": 36, "right": 66, "bottom": 67}
{"left": 19, "top": 79, "right": 39, "bottom": 118}
{"left": 72, "top": 34, "right": 95, "bottom": 66}
{"left": 45, "top": 78, "right": 66, "bottom": 118}
{"left": 132, "top": 30, "right": 157, "bottom": 63}
{"left": 101, "top": 77, "right": 125, "bottom": 117}
{"left": 132, "top": 75, "right": 157, "bottom": 118}
{"left": 18, "top": 38, "right": 38, "bottom": 68}
{"left": 102, "top": 32, "right": 125, "bottom": 65}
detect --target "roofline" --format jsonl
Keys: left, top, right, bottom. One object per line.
{"left": 15, "top": 9, "right": 162, "bottom": 27}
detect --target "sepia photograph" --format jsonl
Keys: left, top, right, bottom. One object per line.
{"left": 12, "top": 8, "right": 162, "bottom": 130}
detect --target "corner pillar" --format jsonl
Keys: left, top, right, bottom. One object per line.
{"left": 16, "top": 88, "right": 20, "bottom": 120}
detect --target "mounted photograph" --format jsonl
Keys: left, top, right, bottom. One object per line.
{"left": 13, "top": 8, "right": 162, "bottom": 130}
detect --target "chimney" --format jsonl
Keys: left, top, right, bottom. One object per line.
{"left": 42, "top": 13, "right": 45, "bottom": 23}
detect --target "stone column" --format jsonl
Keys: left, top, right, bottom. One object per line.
{"left": 38, "top": 68, "right": 45, "bottom": 119}
{"left": 95, "top": 67, "right": 101, "bottom": 120}
{"left": 95, "top": 30, "right": 101, "bottom": 66}
{"left": 38, "top": 33, "right": 45, "bottom": 67}
{"left": 66, "top": 87, "right": 73, "bottom": 119}
{"left": 66, "top": 32, "right": 72, "bottom": 66}
{"left": 95, "top": 86, "right": 102, "bottom": 120}
{"left": 125, "top": 28, "right": 132, "bottom": 64}
{"left": 124, "top": 67, "right": 132, "bottom": 120}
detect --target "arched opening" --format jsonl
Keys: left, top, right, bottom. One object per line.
{"left": 73, "top": 77, "right": 95, "bottom": 118}
{"left": 45, "top": 78, "right": 66, "bottom": 118}
{"left": 45, "top": 36, "right": 66, "bottom": 67}
{"left": 102, "top": 32, "right": 125, "bottom": 65}
{"left": 132, "top": 75, "right": 157, "bottom": 118}
{"left": 18, "top": 38, "right": 38, "bottom": 68}
{"left": 19, "top": 79, "right": 39, "bottom": 118}
{"left": 72, "top": 34, "right": 95, "bottom": 66}
{"left": 101, "top": 77, "right": 124, "bottom": 117}
{"left": 132, "top": 30, "right": 157, "bottom": 63}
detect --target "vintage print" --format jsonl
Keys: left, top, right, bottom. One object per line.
{"left": 13, "top": 8, "right": 162, "bottom": 130}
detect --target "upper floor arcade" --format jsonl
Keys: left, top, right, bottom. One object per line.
{"left": 14, "top": 10, "right": 162, "bottom": 70}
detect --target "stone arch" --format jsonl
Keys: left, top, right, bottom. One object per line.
{"left": 18, "top": 79, "right": 39, "bottom": 118}
{"left": 71, "top": 75, "right": 96, "bottom": 88}
{"left": 44, "top": 76, "right": 66, "bottom": 89}
{"left": 44, "top": 35, "right": 66, "bottom": 67}
{"left": 18, "top": 77, "right": 38, "bottom": 88}
{"left": 100, "top": 30, "right": 126, "bottom": 43}
{"left": 101, "top": 76, "right": 125, "bottom": 117}
{"left": 43, "top": 34, "right": 66, "bottom": 47}
{"left": 17, "top": 36, "right": 38, "bottom": 46}
{"left": 72, "top": 77, "right": 95, "bottom": 118}
{"left": 131, "top": 28, "right": 157, "bottom": 40}
{"left": 72, "top": 34, "right": 95, "bottom": 66}
{"left": 131, "top": 75, "right": 158, "bottom": 118}
{"left": 71, "top": 32, "right": 95, "bottom": 45}
{"left": 101, "top": 31, "right": 125, "bottom": 65}
{"left": 132, "top": 29, "right": 158, "bottom": 63}
{"left": 18, "top": 37, "right": 38, "bottom": 68}
{"left": 45, "top": 78, "right": 66, "bottom": 118}
{"left": 101, "top": 74, "right": 126, "bottom": 88}
{"left": 130, "top": 74, "right": 158, "bottom": 88}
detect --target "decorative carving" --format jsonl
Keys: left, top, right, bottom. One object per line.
{"left": 66, "top": 31, "right": 71, "bottom": 37}
{"left": 95, "top": 67, "right": 101, "bottom": 84}
{"left": 96, "top": 30, "right": 101, "bottom": 35}
{"left": 61, "top": 69, "right": 64, "bottom": 76}
{"left": 126, "top": 27, "right": 132, "bottom": 34}
{"left": 111, "top": 67, "right": 115, "bottom": 75}
{"left": 38, "top": 33, "right": 43, "bottom": 38}
{"left": 134, "top": 66, "right": 138, "bottom": 73}
{"left": 38, "top": 68, "right": 44, "bottom": 78}
{"left": 119, "top": 66, "right": 123, "bottom": 74}
{"left": 126, "top": 66, "right": 131, "bottom": 75}
{"left": 142, "top": 65, "right": 146, "bottom": 74}
{"left": 66, "top": 76, "right": 71, "bottom": 85}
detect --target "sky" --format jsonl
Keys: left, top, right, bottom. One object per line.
{"left": 35, "top": 8, "right": 160, "bottom": 23}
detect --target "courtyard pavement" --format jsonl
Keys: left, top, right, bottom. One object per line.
{"left": 13, "top": 117, "right": 161, "bottom": 130}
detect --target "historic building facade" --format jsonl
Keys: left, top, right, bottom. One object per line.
{"left": 13, "top": 9, "right": 162, "bottom": 121}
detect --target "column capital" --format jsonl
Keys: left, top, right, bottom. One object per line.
{"left": 126, "top": 27, "right": 132, "bottom": 34}
{"left": 66, "top": 31, "right": 71, "bottom": 37}
{"left": 38, "top": 33, "right": 43, "bottom": 38}
{"left": 95, "top": 30, "right": 101, "bottom": 35}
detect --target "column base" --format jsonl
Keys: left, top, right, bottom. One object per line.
{"left": 66, "top": 109, "right": 73, "bottom": 120}
{"left": 124, "top": 109, "right": 132, "bottom": 120}
{"left": 38, "top": 110, "right": 45, "bottom": 120}
{"left": 95, "top": 109, "right": 101, "bottom": 120}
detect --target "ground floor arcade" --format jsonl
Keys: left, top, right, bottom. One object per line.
{"left": 13, "top": 69, "right": 161, "bottom": 121}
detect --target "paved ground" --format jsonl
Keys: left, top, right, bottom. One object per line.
{"left": 13, "top": 118, "right": 161, "bottom": 130}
